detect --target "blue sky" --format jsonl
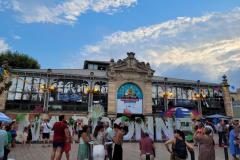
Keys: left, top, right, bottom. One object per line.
{"left": 0, "top": 0, "right": 240, "bottom": 89}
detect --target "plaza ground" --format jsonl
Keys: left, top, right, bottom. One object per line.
{"left": 9, "top": 142, "right": 228, "bottom": 160}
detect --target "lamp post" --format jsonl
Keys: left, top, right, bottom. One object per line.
{"left": 88, "top": 72, "right": 95, "bottom": 113}
{"left": 40, "top": 69, "right": 54, "bottom": 113}
{"left": 194, "top": 80, "right": 206, "bottom": 115}
{"left": 163, "top": 78, "right": 173, "bottom": 111}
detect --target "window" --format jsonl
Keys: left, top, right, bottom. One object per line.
{"left": 9, "top": 77, "right": 17, "bottom": 92}
{"left": 16, "top": 77, "right": 24, "bottom": 92}
{"left": 88, "top": 64, "right": 98, "bottom": 70}
{"left": 7, "top": 92, "right": 15, "bottom": 100}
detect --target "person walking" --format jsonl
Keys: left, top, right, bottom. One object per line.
{"left": 51, "top": 115, "right": 70, "bottom": 160}
{"left": 105, "top": 122, "right": 113, "bottom": 160}
{"left": 76, "top": 119, "right": 83, "bottom": 143}
{"left": 217, "top": 120, "right": 227, "bottom": 147}
{"left": 229, "top": 122, "right": 240, "bottom": 160}
{"left": 194, "top": 127, "right": 215, "bottom": 160}
{"left": 3, "top": 125, "right": 11, "bottom": 160}
{"left": 26, "top": 124, "right": 32, "bottom": 145}
{"left": 0, "top": 122, "right": 8, "bottom": 160}
{"left": 41, "top": 119, "right": 52, "bottom": 147}
{"left": 10, "top": 121, "right": 17, "bottom": 148}
{"left": 22, "top": 127, "right": 28, "bottom": 144}
{"left": 77, "top": 125, "right": 91, "bottom": 160}
{"left": 139, "top": 132, "right": 155, "bottom": 160}
{"left": 165, "top": 130, "right": 193, "bottom": 160}
{"left": 63, "top": 121, "right": 72, "bottom": 160}
{"left": 112, "top": 124, "right": 124, "bottom": 160}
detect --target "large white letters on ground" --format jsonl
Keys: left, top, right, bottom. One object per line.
{"left": 145, "top": 116, "right": 154, "bottom": 140}
{"left": 31, "top": 117, "right": 41, "bottom": 141}
{"left": 123, "top": 122, "right": 134, "bottom": 140}
{"left": 166, "top": 118, "right": 174, "bottom": 138}
{"left": 155, "top": 117, "right": 173, "bottom": 141}
{"left": 175, "top": 118, "right": 193, "bottom": 132}
{"left": 16, "top": 114, "right": 30, "bottom": 142}
{"left": 135, "top": 121, "right": 144, "bottom": 141}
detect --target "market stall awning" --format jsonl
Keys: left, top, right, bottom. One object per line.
{"left": 206, "top": 114, "right": 231, "bottom": 119}
{"left": 0, "top": 112, "right": 12, "bottom": 123}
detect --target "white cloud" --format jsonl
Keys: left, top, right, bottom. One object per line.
{"left": 69, "top": 8, "right": 240, "bottom": 87}
{"left": 92, "top": 0, "right": 137, "bottom": 13}
{"left": 0, "top": 0, "right": 137, "bottom": 24}
{"left": 0, "top": 38, "right": 9, "bottom": 52}
{"left": 13, "top": 35, "right": 21, "bottom": 40}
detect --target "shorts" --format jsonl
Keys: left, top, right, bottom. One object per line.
{"left": 42, "top": 133, "right": 50, "bottom": 139}
{"left": 53, "top": 142, "right": 65, "bottom": 149}
{"left": 64, "top": 143, "right": 71, "bottom": 152}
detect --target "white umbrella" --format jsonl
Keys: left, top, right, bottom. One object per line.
{"left": 0, "top": 112, "right": 12, "bottom": 123}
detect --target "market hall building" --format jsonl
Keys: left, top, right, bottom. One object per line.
{"left": 0, "top": 52, "right": 234, "bottom": 117}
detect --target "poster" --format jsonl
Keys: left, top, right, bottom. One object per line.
{"left": 117, "top": 83, "right": 143, "bottom": 114}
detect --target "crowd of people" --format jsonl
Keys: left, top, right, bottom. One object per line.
{"left": 2, "top": 115, "right": 240, "bottom": 160}
{"left": 50, "top": 115, "right": 126, "bottom": 160}
{"left": 0, "top": 120, "right": 18, "bottom": 160}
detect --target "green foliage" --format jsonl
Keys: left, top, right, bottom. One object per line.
{"left": 0, "top": 50, "right": 40, "bottom": 69}
{"left": 121, "top": 116, "right": 130, "bottom": 122}
{"left": 16, "top": 114, "right": 26, "bottom": 122}
{"left": 69, "top": 117, "right": 75, "bottom": 125}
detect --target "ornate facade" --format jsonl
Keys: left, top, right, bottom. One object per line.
{"left": 0, "top": 53, "right": 233, "bottom": 117}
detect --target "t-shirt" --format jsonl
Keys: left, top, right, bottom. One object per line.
{"left": 0, "top": 129, "right": 8, "bottom": 158}
{"left": 106, "top": 127, "right": 114, "bottom": 141}
{"left": 139, "top": 137, "right": 154, "bottom": 155}
{"left": 41, "top": 122, "right": 52, "bottom": 133}
{"left": 52, "top": 121, "right": 67, "bottom": 143}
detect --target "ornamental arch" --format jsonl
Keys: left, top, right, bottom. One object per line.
{"left": 107, "top": 52, "right": 154, "bottom": 117}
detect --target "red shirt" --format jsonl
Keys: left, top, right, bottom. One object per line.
{"left": 53, "top": 121, "right": 67, "bottom": 143}
{"left": 139, "top": 137, "right": 154, "bottom": 155}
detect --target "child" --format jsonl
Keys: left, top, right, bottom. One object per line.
{"left": 22, "top": 127, "right": 28, "bottom": 144}
{"left": 63, "top": 121, "right": 72, "bottom": 160}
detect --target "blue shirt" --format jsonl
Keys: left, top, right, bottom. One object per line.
{"left": 229, "top": 130, "right": 240, "bottom": 155}
{"left": 0, "top": 129, "right": 8, "bottom": 158}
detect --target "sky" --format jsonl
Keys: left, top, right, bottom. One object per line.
{"left": 0, "top": 0, "right": 240, "bottom": 89}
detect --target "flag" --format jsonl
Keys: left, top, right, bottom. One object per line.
{"left": 231, "top": 86, "right": 235, "bottom": 90}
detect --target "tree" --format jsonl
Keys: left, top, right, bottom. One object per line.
{"left": 0, "top": 50, "right": 40, "bottom": 95}
{"left": 0, "top": 50, "right": 40, "bottom": 69}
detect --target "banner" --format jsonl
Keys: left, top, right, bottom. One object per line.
{"left": 117, "top": 83, "right": 143, "bottom": 114}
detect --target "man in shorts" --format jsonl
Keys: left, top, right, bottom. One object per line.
{"left": 51, "top": 115, "right": 70, "bottom": 160}
{"left": 41, "top": 119, "right": 52, "bottom": 147}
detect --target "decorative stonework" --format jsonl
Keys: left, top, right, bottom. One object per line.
{"left": 221, "top": 75, "right": 234, "bottom": 117}
{"left": 107, "top": 52, "right": 154, "bottom": 82}
{"left": 107, "top": 52, "right": 155, "bottom": 116}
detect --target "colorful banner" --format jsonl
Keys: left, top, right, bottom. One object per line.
{"left": 117, "top": 83, "right": 143, "bottom": 114}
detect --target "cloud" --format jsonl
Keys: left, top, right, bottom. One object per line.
{"left": 0, "top": 38, "right": 9, "bottom": 52}
{"left": 0, "top": 0, "right": 137, "bottom": 24}
{"left": 13, "top": 35, "right": 21, "bottom": 40}
{"left": 68, "top": 8, "right": 240, "bottom": 87}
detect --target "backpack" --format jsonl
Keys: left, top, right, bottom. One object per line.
{"left": 174, "top": 139, "right": 188, "bottom": 159}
